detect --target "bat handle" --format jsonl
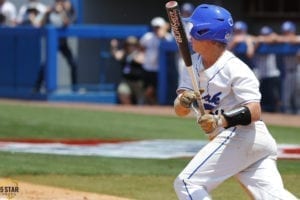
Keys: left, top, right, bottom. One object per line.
{"left": 195, "top": 93, "right": 206, "bottom": 116}
{"left": 187, "top": 67, "right": 206, "bottom": 116}
{"left": 191, "top": 103, "right": 200, "bottom": 118}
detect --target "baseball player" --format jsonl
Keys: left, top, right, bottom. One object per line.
{"left": 253, "top": 26, "right": 281, "bottom": 112}
{"left": 139, "top": 17, "right": 173, "bottom": 104}
{"left": 227, "top": 20, "right": 256, "bottom": 69}
{"left": 173, "top": 4, "right": 298, "bottom": 200}
{"left": 277, "top": 21, "right": 300, "bottom": 114}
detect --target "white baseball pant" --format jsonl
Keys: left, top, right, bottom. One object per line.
{"left": 174, "top": 121, "right": 298, "bottom": 200}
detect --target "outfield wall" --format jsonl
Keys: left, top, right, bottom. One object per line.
{"left": 0, "top": 25, "right": 300, "bottom": 105}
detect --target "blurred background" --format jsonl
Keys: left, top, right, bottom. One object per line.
{"left": 1, "top": 0, "right": 300, "bottom": 113}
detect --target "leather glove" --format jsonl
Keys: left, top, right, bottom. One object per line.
{"left": 198, "top": 114, "right": 222, "bottom": 134}
{"left": 179, "top": 91, "right": 197, "bottom": 108}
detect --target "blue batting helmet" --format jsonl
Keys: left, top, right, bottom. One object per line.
{"left": 281, "top": 21, "right": 296, "bottom": 33}
{"left": 184, "top": 4, "right": 234, "bottom": 44}
{"left": 260, "top": 26, "right": 273, "bottom": 35}
{"left": 234, "top": 21, "right": 248, "bottom": 32}
{"left": 181, "top": 3, "right": 195, "bottom": 14}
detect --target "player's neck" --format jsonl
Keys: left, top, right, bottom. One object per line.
{"left": 202, "top": 48, "right": 225, "bottom": 69}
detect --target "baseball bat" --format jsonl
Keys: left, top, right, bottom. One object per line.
{"left": 165, "top": 1, "right": 205, "bottom": 116}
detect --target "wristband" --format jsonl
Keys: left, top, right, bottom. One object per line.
{"left": 222, "top": 106, "right": 251, "bottom": 128}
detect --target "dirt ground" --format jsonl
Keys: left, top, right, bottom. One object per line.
{"left": 0, "top": 180, "right": 131, "bottom": 200}
{"left": 0, "top": 99, "right": 300, "bottom": 200}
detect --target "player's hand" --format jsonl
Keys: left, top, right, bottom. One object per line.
{"left": 179, "top": 91, "right": 197, "bottom": 108}
{"left": 198, "top": 114, "right": 222, "bottom": 134}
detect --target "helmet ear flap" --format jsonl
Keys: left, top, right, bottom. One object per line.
{"left": 197, "top": 29, "right": 209, "bottom": 36}
{"left": 190, "top": 24, "right": 210, "bottom": 40}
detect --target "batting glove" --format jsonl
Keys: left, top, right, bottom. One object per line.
{"left": 198, "top": 114, "right": 223, "bottom": 134}
{"left": 179, "top": 91, "right": 197, "bottom": 108}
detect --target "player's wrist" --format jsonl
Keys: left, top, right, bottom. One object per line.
{"left": 220, "top": 115, "right": 228, "bottom": 128}
{"left": 174, "top": 95, "right": 191, "bottom": 117}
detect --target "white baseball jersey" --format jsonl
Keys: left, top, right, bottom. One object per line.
{"left": 139, "top": 32, "right": 173, "bottom": 72}
{"left": 174, "top": 50, "right": 298, "bottom": 200}
{"left": 178, "top": 50, "right": 261, "bottom": 114}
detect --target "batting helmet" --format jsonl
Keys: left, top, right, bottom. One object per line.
{"left": 184, "top": 4, "right": 234, "bottom": 44}
{"left": 233, "top": 21, "right": 248, "bottom": 32}
{"left": 281, "top": 21, "right": 296, "bottom": 33}
{"left": 260, "top": 26, "right": 273, "bottom": 35}
{"left": 181, "top": 2, "right": 195, "bottom": 14}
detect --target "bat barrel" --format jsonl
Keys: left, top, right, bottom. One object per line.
{"left": 166, "top": 1, "right": 206, "bottom": 116}
{"left": 165, "top": 1, "right": 192, "bottom": 66}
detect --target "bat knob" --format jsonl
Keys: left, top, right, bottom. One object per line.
{"left": 166, "top": 1, "right": 178, "bottom": 8}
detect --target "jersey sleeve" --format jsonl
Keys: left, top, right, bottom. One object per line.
{"left": 177, "top": 53, "right": 199, "bottom": 94}
{"left": 139, "top": 32, "right": 151, "bottom": 47}
{"left": 228, "top": 58, "right": 261, "bottom": 105}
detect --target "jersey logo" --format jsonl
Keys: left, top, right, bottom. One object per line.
{"left": 203, "top": 92, "right": 222, "bottom": 110}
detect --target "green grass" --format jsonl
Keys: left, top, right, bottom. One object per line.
{"left": 0, "top": 103, "right": 201, "bottom": 140}
{"left": 1, "top": 152, "right": 299, "bottom": 199}
{"left": 0, "top": 153, "right": 298, "bottom": 199}
{"left": 0, "top": 103, "right": 299, "bottom": 142}
{"left": 0, "top": 152, "right": 187, "bottom": 176}
{"left": 0, "top": 101, "right": 299, "bottom": 199}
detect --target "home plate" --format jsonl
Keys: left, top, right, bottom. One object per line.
{"left": 0, "top": 139, "right": 299, "bottom": 160}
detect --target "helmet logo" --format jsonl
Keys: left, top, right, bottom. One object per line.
{"left": 228, "top": 18, "right": 233, "bottom": 26}
{"left": 225, "top": 33, "right": 231, "bottom": 40}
